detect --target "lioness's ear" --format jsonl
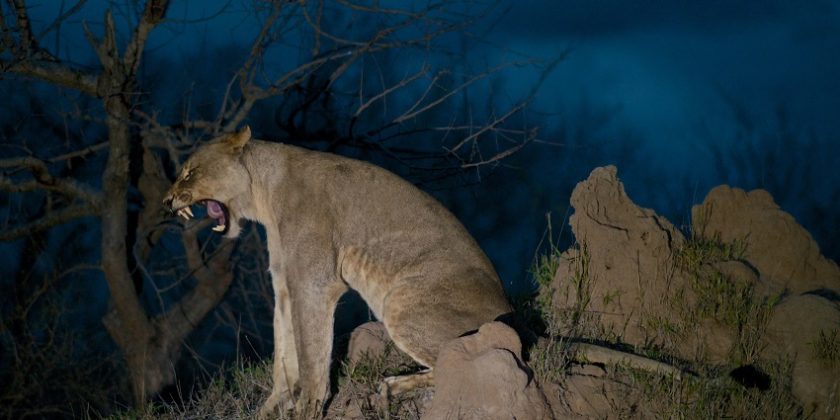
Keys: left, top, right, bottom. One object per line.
{"left": 225, "top": 125, "right": 251, "bottom": 153}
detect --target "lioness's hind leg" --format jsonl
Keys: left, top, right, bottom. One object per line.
{"left": 378, "top": 370, "right": 434, "bottom": 420}
{"left": 379, "top": 369, "right": 434, "bottom": 397}
{"left": 382, "top": 270, "right": 511, "bottom": 369}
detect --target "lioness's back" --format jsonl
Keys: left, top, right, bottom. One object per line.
{"left": 265, "top": 142, "right": 496, "bottom": 272}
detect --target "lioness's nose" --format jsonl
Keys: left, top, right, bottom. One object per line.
{"left": 163, "top": 195, "right": 174, "bottom": 211}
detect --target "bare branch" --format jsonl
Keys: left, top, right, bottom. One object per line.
{"left": 0, "top": 203, "right": 98, "bottom": 241}
{"left": 237, "top": 1, "right": 283, "bottom": 90}
{"left": 45, "top": 141, "right": 108, "bottom": 163}
{"left": 36, "top": 0, "right": 88, "bottom": 40}
{"left": 254, "top": 50, "right": 346, "bottom": 98}
{"left": 0, "top": 59, "right": 98, "bottom": 94}
{"left": 0, "top": 0, "right": 97, "bottom": 93}
{"left": 0, "top": 153, "right": 104, "bottom": 206}
{"left": 448, "top": 100, "right": 529, "bottom": 153}
{"left": 0, "top": 175, "right": 103, "bottom": 206}
{"left": 0, "top": 6, "right": 13, "bottom": 51}
{"left": 123, "top": 0, "right": 170, "bottom": 76}
{"left": 82, "top": 10, "right": 117, "bottom": 70}
{"left": 460, "top": 134, "right": 530, "bottom": 168}
{"left": 160, "top": 227, "right": 235, "bottom": 341}
{"left": 8, "top": 0, "right": 38, "bottom": 53}
{"left": 333, "top": 0, "right": 434, "bottom": 16}
{"left": 354, "top": 65, "right": 429, "bottom": 117}
{"left": 217, "top": 2, "right": 283, "bottom": 132}
{"left": 393, "top": 61, "right": 526, "bottom": 124}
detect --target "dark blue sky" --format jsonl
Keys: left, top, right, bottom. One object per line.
{"left": 38, "top": 0, "right": 840, "bottom": 180}
{"left": 492, "top": 0, "right": 840, "bottom": 174}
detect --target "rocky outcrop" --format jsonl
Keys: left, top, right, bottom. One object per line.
{"left": 693, "top": 186, "right": 840, "bottom": 416}
{"left": 550, "top": 365, "right": 639, "bottom": 419}
{"left": 551, "top": 165, "right": 690, "bottom": 348}
{"left": 424, "top": 322, "right": 553, "bottom": 420}
{"left": 549, "top": 166, "right": 840, "bottom": 418}
{"left": 693, "top": 185, "right": 840, "bottom": 295}
{"left": 764, "top": 294, "right": 840, "bottom": 418}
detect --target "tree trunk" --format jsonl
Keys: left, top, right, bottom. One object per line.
{"left": 3, "top": 0, "right": 237, "bottom": 406}
{"left": 98, "top": 88, "right": 236, "bottom": 405}
{"left": 89, "top": 2, "right": 234, "bottom": 404}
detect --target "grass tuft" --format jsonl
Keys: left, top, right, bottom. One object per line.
{"left": 811, "top": 328, "right": 840, "bottom": 366}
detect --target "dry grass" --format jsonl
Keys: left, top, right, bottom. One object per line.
{"left": 109, "top": 360, "right": 273, "bottom": 420}
{"left": 812, "top": 328, "right": 840, "bottom": 366}
{"left": 620, "top": 360, "right": 801, "bottom": 419}
{"left": 111, "top": 342, "right": 430, "bottom": 420}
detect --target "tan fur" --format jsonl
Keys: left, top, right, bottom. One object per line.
{"left": 163, "top": 127, "right": 512, "bottom": 418}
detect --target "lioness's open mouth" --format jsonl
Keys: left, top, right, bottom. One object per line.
{"left": 174, "top": 199, "right": 230, "bottom": 234}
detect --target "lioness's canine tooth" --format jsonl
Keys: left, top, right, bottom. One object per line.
{"left": 183, "top": 206, "right": 194, "bottom": 218}
{"left": 212, "top": 224, "right": 226, "bottom": 232}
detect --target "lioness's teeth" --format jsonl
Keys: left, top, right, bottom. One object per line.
{"left": 183, "top": 206, "right": 194, "bottom": 218}
{"left": 212, "top": 224, "right": 226, "bottom": 232}
{"left": 177, "top": 208, "right": 192, "bottom": 220}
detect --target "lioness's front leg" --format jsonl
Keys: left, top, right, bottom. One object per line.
{"left": 259, "top": 269, "right": 299, "bottom": 418}
{"left": 288, "top": 275, "right": 346, "bottom": 418}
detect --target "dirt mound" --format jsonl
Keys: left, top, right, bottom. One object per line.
{"left": 764, "top": 294, "right": 840, "bottom": 417}
{"left": 548, "top": 166, "right": 840, "bottom": 417}
{"left": 550, "top": 165, "right": 687, "bottom": 347}
{"left": 693, "top": 185, "right": 840, "bottom": 296}
{"left": 424, "top": 321, "right": 553, "bottom": 420}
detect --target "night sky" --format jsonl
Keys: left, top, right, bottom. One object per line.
{"left": 1, "top": 0, "right": 839, "bottom": 414}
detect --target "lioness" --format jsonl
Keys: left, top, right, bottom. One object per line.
{"left": 163, "top": 126, "right": 512, "bottom": 417}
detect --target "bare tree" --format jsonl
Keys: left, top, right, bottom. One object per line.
{"left": 1, "top": 0, "right": 548, "bottom": 407}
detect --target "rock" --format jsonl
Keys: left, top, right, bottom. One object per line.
{"left": 764, "top": 294, "right": 840, "bottom": 419}
{"left": 559, "top": 373, "right": 640, "bottom": 419}
{"left": 347, "top": 321, "right": 391, "bottom": 366}
{"left": 692, "top": 185, "right": 840, "bottom": 295}
{"left": 551, "top": 165, "right": 687, "bottom": 346}
{"left": 541, "top": 361, "right": 645, "bottom": 419}
{"left": 690, "top": 186, "right": 840, "bottom": 416}
{"left": 423, "top": 322, "right": 553, "bottom": 420}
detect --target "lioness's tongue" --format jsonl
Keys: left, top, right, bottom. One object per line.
{"left": 207, "top": 200, "right": 224, "bottom": 218}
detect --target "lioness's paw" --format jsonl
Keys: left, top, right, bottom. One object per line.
{"left": 293, "top": 397, "right": 323, "bottom": 419}
{"left": 258, "top": 392, "right": 294, "bottom": 419}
